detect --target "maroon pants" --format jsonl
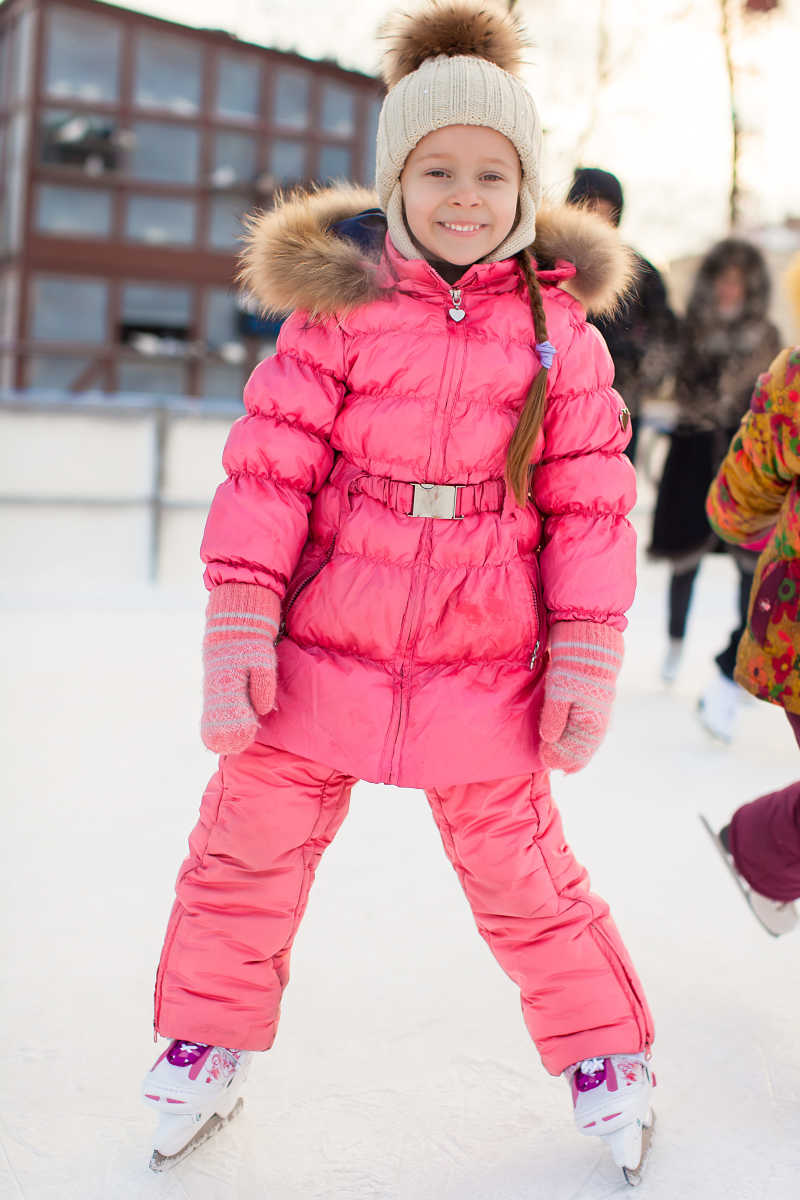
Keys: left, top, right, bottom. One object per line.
{"left": 729, "top": 712, "right": 800, "bottom": 903}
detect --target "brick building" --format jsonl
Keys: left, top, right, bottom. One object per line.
{"left": 0, "top": 0, "right": 382, "bottom": 401}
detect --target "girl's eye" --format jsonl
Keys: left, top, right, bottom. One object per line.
{"left": 482, "top": 174, "right": 504, "bottom": 183}
{"left": 425, "top": 169, "right": 448, "bottom": 178}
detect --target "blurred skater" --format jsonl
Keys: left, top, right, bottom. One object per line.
{"left": 565, "top": 167, "right": 678, "bottom": 465}
{"left": 648, "top": 238, "right": 781, "bottom": 740}
{"left": 702, "top": 257, "right": 800, "bottom": 935}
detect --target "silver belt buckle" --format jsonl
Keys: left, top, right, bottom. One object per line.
{"left": 411, "top": 482, "right": 460, "bottom": 519}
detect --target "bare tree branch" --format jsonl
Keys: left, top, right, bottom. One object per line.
{"left": 719, "top": 0, "right": 741, "bottom": 229}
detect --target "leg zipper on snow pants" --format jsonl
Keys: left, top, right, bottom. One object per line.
{"left": 424, "top": 770, "right": 654, "bottom": 1076}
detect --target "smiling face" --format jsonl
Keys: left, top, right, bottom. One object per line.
{"left": 400, "top": 125, "right": 522, "bottom": 266}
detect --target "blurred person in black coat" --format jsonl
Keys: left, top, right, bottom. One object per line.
{"left": 566, "top": 168, "right": 678, "bottom": 465}
{"left": 648, "top": 238, "right": 781, "bottom": 739}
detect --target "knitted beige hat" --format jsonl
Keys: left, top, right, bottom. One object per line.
{"left": 376, "top": 1, "right": 542, "bottom": 263}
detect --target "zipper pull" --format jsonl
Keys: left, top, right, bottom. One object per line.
{"left": 448, "top": 288, "right": 466, "bottom": 322}
{"left": 530, "top": 640, "right": 540, "bottom": 670}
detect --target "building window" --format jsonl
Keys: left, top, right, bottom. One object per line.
{"left": 216, "top": 53, "right": 260, "bottom": 121}
{"left": 35, "top": 184, "right": 112, "bottom": 237}
{"left": 320, "top": 83, "right": 355, "bottom": 137}
{"left": 118, "top": 357, "right": 186, "bottom": 396}
{"left": 211, "top": 132, "right": 258, "bottom": 188}
{"left": 9, "top": 9, "right": 35, "bottom": 105}
{"left": 44, "top": 7, "right": 120, "bottom": 103}
{"left": 270, "top": 139, "right": 306, "bottom": 187}
{"left": 363, "top": 97, "right": 381, "bottom": 186}
{"left": 208, "top": 193, "right": 249, "bottom": 251}
{"left": 318, "top": 145, "right": 352, "bottom": 184}
{"left": 30, "top": 276, "right": 108, "bottom": 343}
{"left": 202, "top": 361, "right": 244, "bottom": 400}
{"left": 274, "top": 69, "right": 309, "bottom": 130}
{"left": 120, "top": 282, "right": 192, "bottom": 350}
{"left": 128, "top": 121, "right": 200, "bottom": 185}
{"left": 1, "top": 112, "right": 27, "bottom": 254}
{"left": 0, "top": 30, "right": 9, "bottom": 110}
{"left": 26, "top": 354, "right": 98, "bottom": 391}
{"left": 39, "top": 110, "right": 121, "bottom": 175}
{"left": 0, "top": 270, "right": 17, "bottom": 342}
{"left": 134, "top": 33, "right": 202, "bottom": 115}
{"left": 126, "top": 195, "right": 195, "bottom": 245}
{"left": 205, "top": 288, "right": 241, "bottom": 351}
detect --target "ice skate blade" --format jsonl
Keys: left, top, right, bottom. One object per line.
{"left": 621, "top": 1110, "right": 655, "bottom": 1188}
{"left": 148, "top": 1097, "right": 244, "bottom": 1173}
{"left": 699, "top": 814, "right": 798, "bottom": 937}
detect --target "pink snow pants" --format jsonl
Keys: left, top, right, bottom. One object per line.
{"left": 154, "top": 743, "right": 653, "bottom": 1076}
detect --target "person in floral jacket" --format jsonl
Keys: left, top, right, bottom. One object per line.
{"left": 707, "top": 343, "right": 800, "bottom": 718}
{"left": 704, "top": 257, "right": 800, "bottom": 933}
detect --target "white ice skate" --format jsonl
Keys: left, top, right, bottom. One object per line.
{"left": 699, "top": 814, "right": 798, "bottom": 937}
{"left": 142, "top": 1040, "right": 252, "bottom": 1171}
{"left": 697, "top": 670, "right": 741, "bottom": 742}
{"left": 565, "top": 1053, "right": 655, "bottom": 1187}
{"left": 660, "top": 637, "right": 684, "bottom": 685}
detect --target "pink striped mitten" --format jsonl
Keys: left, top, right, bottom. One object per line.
{"left": 201, "top": 582, "right": 281, "bottom": 755}
{"left": 539, "top": 620, "right": 624, "bottom": 774}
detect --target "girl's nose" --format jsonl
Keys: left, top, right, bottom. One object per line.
{"left": 450, "top": 190, "right": 481, "bottom": 207}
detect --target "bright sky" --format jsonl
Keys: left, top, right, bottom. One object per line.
{"left": 107, "top": 0, "right": 800, "bottom": 266}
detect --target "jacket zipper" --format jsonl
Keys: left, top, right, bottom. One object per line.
{"left": 530, "top": 581, "right": 541, "bottom": 671}
{"left": 384, "top": 284, "right": 469, "bottom": 779}
{"left": 279, "top": 537, "right": 336, "bottom": 639}
{"left": 428, "top": 287, "right": 469, "bottom": 478}
{"left": 387, "top": 519, "right": 434, "bottom": 782}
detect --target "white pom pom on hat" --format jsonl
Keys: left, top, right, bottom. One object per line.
{"left": 375, "top": 0, "right": 542, "bottom": 262}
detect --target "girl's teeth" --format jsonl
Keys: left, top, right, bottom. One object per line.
{"left": 442, "top": 223, "right": 481, "bottom": 232}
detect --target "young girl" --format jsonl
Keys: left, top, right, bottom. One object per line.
{"left": 142, "top": 0, "right": 655, "bottom": 1182}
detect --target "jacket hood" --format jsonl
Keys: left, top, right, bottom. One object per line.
{"left": 238, "top": 184, "right": 636, "bottom": 321}
{"left": 687, "top": 237, "right": 773, "bottom": 333}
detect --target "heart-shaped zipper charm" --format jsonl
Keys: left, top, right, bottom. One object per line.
{"left": 448, "top": 308, "right": 466, "bottom": 322}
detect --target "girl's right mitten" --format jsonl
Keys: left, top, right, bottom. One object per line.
{"left": 201, "top": 582, "right": 281, "bottom": 755}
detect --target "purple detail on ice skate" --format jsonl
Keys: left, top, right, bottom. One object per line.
{"left": 576, "top": 1062, "right": 606, "bottom": 1092}
{"left": 144, "top": 1094, "right": 160, "bottom": 1101}
{"left": 166, "top": 1040, "right": 211, "bottom": 1068}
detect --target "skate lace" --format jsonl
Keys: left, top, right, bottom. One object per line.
{"left": 166, "top": 1040, "right": 211, "bottom": 1067}
{"left": 578, "top": 1057, "right": 605, "bottom": 1076}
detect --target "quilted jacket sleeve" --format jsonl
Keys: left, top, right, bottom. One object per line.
{"left": 201, "top": 310, "right": 348, "bottom": 598}
{"left": 706, "top": 348, "right": 799, "bottom": 545}
{"left": 531, "top": 312, "right": 637, "bottom": 633}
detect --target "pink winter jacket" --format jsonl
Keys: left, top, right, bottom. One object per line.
{"left": 201, "top": 188, "right": 636, "bottom": 786}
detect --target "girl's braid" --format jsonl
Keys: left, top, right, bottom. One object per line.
{"left": 505, "top": 249, "right": 551, "bottom": 506}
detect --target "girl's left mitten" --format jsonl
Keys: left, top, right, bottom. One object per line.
{"left": 539, "top": 620, "right": 624, "bottom": 774}
{"left": 201, "top": 582, "right": 281, "bottom": 755}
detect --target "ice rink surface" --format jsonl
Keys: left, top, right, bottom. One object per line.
{"left": 2, "top": 510, "right": 799, "bottom": 1200}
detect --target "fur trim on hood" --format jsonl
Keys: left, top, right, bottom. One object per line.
{"left": 238, "top": 185, "right": 636, "bottom": 321}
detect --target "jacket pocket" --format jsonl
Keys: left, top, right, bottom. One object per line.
{"left": 525, "top": 557, "right": 547, "bottom": 675}
{"left": 280, "top": 536, "right": 337, "bottom": 639}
